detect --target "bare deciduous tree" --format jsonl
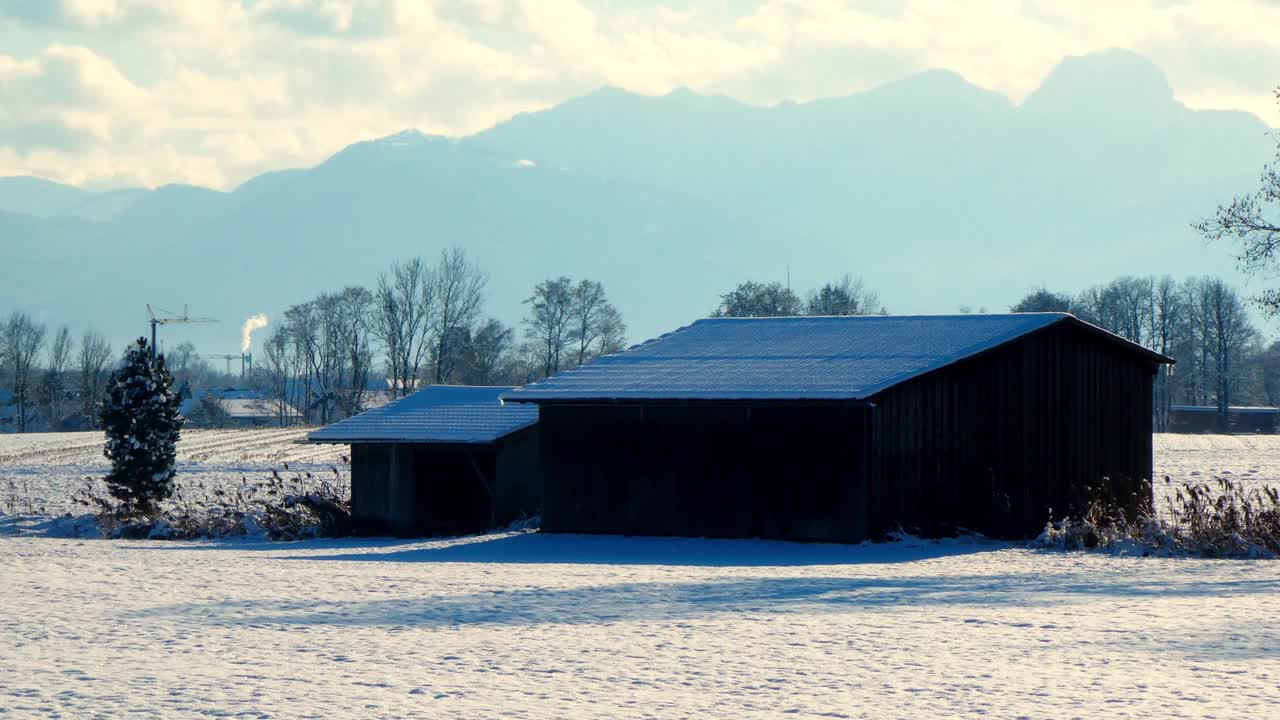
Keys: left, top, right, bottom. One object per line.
{"left": 259, "top": 328, "right": 297, "bottom": 427}
{"left": 374, "top": 257, "right": 433, "bottom": 396}
{"left": 564, "top": 279, "right": 624, "bottom": 367}
{"left": 594, "top": 303, "right": 627, "bottom": 358}
{"left": 2, "top": 312, "right": 47, "bottom": 433}
{"left": 1200, "top": 277, "right": 1255, "bottom": 425}
{"left": 165, "top": 341, "right": 213, "bottom": 392}
{"left": 1076, "top": 276, "right": 1154, "bottom": 345}
{"left": 1148, "top": 276, "right": 1183, "bottom": 431}
{"left": 38, "top": 325, "right": 71, "bottom": 428}
{"left": 430, "top": 247, "right": 486, "bottom": 384}
{"left": 1195, "top": 87, "right": 1280, "bottom": 314}
{"left": 524, "top": 277, "right": 575, "bottom": 378}
{"left": 335, "top": 286, "right": 375, "bottom": 417}
{"left": 77, "top": 330, "right": 113, "bottom": 430}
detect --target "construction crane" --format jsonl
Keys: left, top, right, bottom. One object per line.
{"left": 147, "top": 304, "right": 216, "bottom": 360}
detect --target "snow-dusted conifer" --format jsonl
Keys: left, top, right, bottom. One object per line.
{"left": 100, "top": 338, "right": 184, "bottom": 516}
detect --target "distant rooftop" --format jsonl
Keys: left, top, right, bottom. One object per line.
{"left": 1170, "top": 405, "right": 1280, "bottom": 415}
{"left": 308, "top": 385, "right": 538, "bottom": 445}
{"left": 504, "top": 313, "right": 1171, "bottom": 403}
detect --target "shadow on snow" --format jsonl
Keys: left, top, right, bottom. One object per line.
{"left": 129, "top": 570, "right": 1280, "bottom": 634}
{"left": 287, "top": 531, "right": 1008, "bottom": 567}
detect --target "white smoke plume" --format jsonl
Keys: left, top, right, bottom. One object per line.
{"left": 241, "top": 313, "right": 268, "bottom": 353}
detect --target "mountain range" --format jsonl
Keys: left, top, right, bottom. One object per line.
{"left": 1, "top": 48, "right": 1274, "bottom": 356}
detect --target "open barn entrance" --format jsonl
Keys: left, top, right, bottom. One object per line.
{"left": 413, "top": 448, "right": 494, "bottom": 537}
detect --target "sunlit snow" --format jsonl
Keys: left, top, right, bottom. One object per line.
{"left": 2, "top": 431, "right": 1279, "bottom": 718}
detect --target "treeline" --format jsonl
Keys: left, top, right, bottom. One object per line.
{"left": 0, "top": 314, "right": 113, "bottom": 432}
{"left": 254, "top": 247, "right": 626, "bottom": 426}
{"left": 0, "top": 247, "right": 627, "bottom": 432}
{"left": 712, "top": 275, "right": 886, "bottom": 317}
{"left": 3, "top": 264, "right": 1278, "bottom": 434}
{"left": 1010, "top": 275, "right": 1270, "bottom": 428}
{"left": 712, "top": 272, "right": 1274, "bottom": 428}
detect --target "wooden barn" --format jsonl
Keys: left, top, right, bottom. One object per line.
{"left": 1167, "top": 405, "right": 1279, "bottom": 434}
{"left": 308, "top": 386, "right": 540, "bottom": 537}
{"left": 503, "top": 313, "right": 1173, "bottom": 542}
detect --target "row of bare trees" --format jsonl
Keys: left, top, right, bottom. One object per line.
{"left": 2, "top": 249, "right": 629, "bottom": 431}
{"left": 252, "top": 248, "right": 627, "bottom": 426}
{"left": 0, "top": 312, "right": 113, "bottom": 432}
{"left": 373, "top": 248, "right": 488, "bottom": 398}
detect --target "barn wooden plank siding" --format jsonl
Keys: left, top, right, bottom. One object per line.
{"left": 309, "top": 386, "right": 540, "bottom": 537}
{"left": 507, "top": 314, "right": 1172, "bottom": 543}
{"left": 868, "top": 321, "right": 1155, "bottom": 538}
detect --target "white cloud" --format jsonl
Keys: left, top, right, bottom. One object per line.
{"left": 0, "top": 0, "right": 1275, "bottom": 190}
{"left": 61, "top": 0, "right": 122, "bottom": 26}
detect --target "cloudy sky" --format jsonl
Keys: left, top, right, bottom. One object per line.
{"left": 1, "top": 0, "right": 1277, "bottom": 190}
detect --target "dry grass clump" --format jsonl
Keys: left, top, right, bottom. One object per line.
{"left": 1038, "top": 476, "right": 1280, "bottom": 558}
{"left": 71, "top": 463, "right": 352, "bottom": 541}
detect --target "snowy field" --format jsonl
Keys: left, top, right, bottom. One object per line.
{"left": 0, "top": 428, "right": 347, "bottom": 520}
{"left": 2, "top": 431, "right": 1280, "bottom": 718}
{"left": 1153, "top": 433, "right": 1280, "bottom": 496}
{"left": 3, "top": 429, "right": 1275, "bottom": 520}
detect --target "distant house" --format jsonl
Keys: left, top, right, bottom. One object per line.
{"left": 181, "top": 388, "right": 300, "bottom": 428}
{"left": 1167, "top": 405, "right": 1279, "bottom": 434}
{"left": 308, "top": 385, "right": 541, "bottom": 537}
{"left": 504, "top": 313, "right": 1173, "bottom": 543}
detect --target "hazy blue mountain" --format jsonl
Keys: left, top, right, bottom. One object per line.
{"left": 0, "top": 176, "right": 147, "bottom": 221}
{"left": 63, "top": 188, "right": 150, "bottom": 222}
{"left": 0, "top": 176, "right": 91, "bottom": 218}
{"left": 0, "top": 48, "right": 1275, "bottom": 354}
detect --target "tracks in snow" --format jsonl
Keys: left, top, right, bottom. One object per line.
{"left": 0, "top": 429, "right": 347, "bottom": 468}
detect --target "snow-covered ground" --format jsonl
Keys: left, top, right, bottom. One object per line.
{"left": 0, "top": 428, "right": 347, "bottom": 520}
{"left": 1154, "top": 433, "right": 1280, "bottom": 493}
{"left": 2, "top": 432, "right": 1279, "bottom": 718}
{"left": 4, "top": 532, "right": 1278, "bottom": 718}
{"left": 4, "top": 429, "right": 1274, "bottom": 520}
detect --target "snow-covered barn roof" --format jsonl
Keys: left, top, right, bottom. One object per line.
{"left": 308, "top": 385, "right": 538, "bottom": 445}
{"left": 503, "top": 313, "right": 1173, "bottom": 403}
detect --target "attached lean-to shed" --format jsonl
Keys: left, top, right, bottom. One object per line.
{"left": 504, "top": 313, "right": 1173, "bottom": 542}
{"left": 308, "top": 385, "right": 540, "bottom": 537}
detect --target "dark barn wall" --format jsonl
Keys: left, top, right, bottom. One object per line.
{"left": 537, "top": 322, "right": 1159, "bottom": 543}
{"left": 349, "top": 437, "right": 543, "bottom": 538}
{"left": 350, "top": 443, "right": 418, "bottom": 536}
{"left": 494, "top": 427, "right": 544, "bottom": 525}
{"left": 411, "top": 448, "right": 495, "bottom": 537}
{"left": 539, "top": 404, "right": 872, "bottom": 542}
{"left": 869, "top": 322, "right": 1157, "bottom": 539}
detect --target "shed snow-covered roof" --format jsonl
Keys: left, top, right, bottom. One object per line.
{"left": 504, "top": 313, "right": 1172, "bottom": 403}
{"left": 308, "top": 385, "right": 538, "bottom": 445}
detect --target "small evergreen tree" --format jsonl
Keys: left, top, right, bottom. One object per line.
{"left": 100, "top": 338, "right": 184, "bottom": 516}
